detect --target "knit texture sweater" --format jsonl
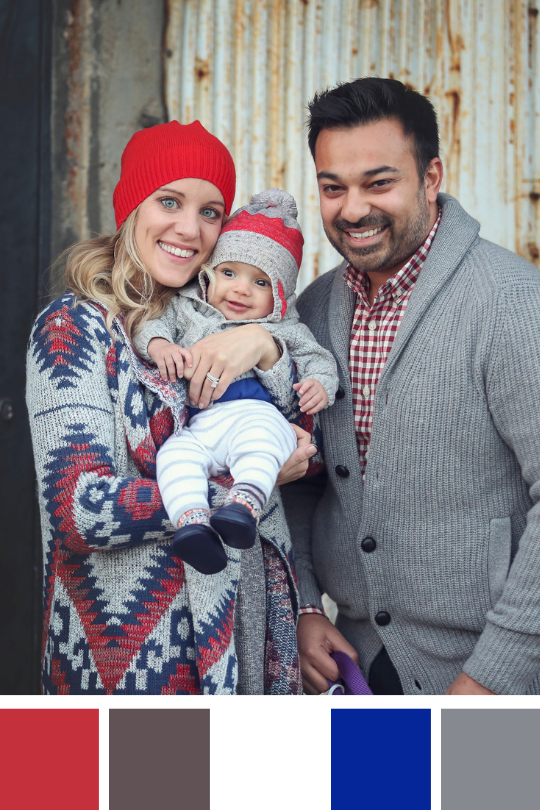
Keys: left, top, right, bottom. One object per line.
{"left": 26, "top": 294, "right": 302, "bottom": 695}
{"left": 284, "top": 193, "right": 540, "bottom": 695}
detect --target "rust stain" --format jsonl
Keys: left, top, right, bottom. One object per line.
{"left": 446, "top": 2, "right": 465, "bottom": 58}
{"left": 446, "top": 90, "right": 461, "bottom": 123}
{"left": 268, "top": 0, "right": 286, "bottom": 187}
{"left": 436, "top": 25, "right": 444, "bottom": 63}
{"left": 444, "top": 89, "right": 461, "bottom": 175}
{"left": 529, "top": 6, "right": 539, "bottom": 16}
{"left": 195, "top": 56, "right": 210, "bottom": 82}
{"left": 312, "top": 254, "right": 320, "bottom": 279}
{"left": 527, "top": 242, "right": 540, "bottom": 260}
{"left": 530, "top": 191, "right": 540, "bottom": 201}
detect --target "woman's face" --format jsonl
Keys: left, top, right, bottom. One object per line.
{"left": 134, "top": 178, "right": 225, "bottom": 287}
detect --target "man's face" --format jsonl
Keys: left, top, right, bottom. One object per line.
{"left": 315, "top": 119, "right": 440, "bottom": 275}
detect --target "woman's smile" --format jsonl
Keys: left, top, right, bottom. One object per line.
{"left": 157, "top": 240, "right": 197, "bottom": 259}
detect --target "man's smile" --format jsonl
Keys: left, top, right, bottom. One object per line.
{"left": 343, "top": 224, "right": 389, "bottom": 245}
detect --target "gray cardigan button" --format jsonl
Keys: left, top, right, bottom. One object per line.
{"left": 361, "top": 536, "right": 376, "bottom": 553}
{"left": 336, "top": 386, "right": 345, "bottom": 399}
{"left": 335, "top": 465, "right": 350, "bottom": 478}
{"left": 375, "top": 611, "right": 391, "bottom": 626}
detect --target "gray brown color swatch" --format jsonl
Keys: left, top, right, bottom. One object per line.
{"left": 442, "top": 709, "right": 540, "bottom": 809}
{"left": 109, "top": 709, "right": 210, "bottom": 810}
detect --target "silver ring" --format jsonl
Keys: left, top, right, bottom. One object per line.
{"left": 206, "top": 372, "right": 220, "bottom": 389}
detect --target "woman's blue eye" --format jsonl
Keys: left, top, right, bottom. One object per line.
{"left": 201, "top": 207, "right": 219, "bottom": 219}
{"left": 160, "top": 197, "right": 178, "bottom": 209}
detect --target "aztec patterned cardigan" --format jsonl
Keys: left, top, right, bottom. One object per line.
{"left": 26, "top": 293, "right": 313, "bottom": 695}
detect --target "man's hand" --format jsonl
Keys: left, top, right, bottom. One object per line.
{"left": 446, "top": 672, "right": 496, "bottom": 695}
{"left": 293, "top": 379, "right": 329, "bottom": 414}
{"left": 148, "top": 337, "right": 193, "bottom": 382}
{"left": 276, "top": 425, "right": 316, "bottom": 485}
{"left": 297, "top": 613, "right": 360, "bottom": 694}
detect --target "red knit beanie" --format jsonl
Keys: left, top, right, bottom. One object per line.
{"left": 113, "top": 120, "right": 236, "bottom": 228}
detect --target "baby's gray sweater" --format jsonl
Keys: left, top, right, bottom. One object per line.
{"left": 133, "top": 282, "right": 339, "bottom": 403}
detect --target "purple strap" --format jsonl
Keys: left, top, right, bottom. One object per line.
{"left": 327, "top": 651, "right": 373, "bottom": 695}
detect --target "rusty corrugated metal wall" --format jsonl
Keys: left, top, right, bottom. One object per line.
{"left": 50, "top": 0, "right": 166, "bottom": 280}
{"left": 164, "top": 0, "right": 540, "bottom": 288}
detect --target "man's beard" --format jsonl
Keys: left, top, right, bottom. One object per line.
{"left": 324, "top": 188, "right": 431, "bottom": 275}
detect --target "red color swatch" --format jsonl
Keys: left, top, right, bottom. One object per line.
{"left": 0, "top": 709, "right": 99, "bottom": 809}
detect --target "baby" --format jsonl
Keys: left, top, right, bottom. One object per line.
{"left": 134, "top": 189, "right": 338, "bottom": 574}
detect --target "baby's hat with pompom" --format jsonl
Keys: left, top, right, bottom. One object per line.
{"left": 207, "top": 188, "right": 304, "bottom": 321}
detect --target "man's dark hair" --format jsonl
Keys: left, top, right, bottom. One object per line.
{"left": 307, "top": 77, "right": 440, "bottom": 179}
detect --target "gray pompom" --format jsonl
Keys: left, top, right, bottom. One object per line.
{"left": 249, "top": 188, "right": 298, "bottom": 219}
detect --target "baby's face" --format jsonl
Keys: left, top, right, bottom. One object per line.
{"left": 209, "top": 261, "right": 274, "bottom": 320}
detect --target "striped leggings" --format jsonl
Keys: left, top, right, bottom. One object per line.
{"left": 156, "top": 399, "right": 297, "bottom": 527}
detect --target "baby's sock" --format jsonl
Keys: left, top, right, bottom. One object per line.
{"left": 224, "top": 483, "right": 267, "bottom": 522}
{"left": 177, "top": 507, "right": 211, "bottom": 529}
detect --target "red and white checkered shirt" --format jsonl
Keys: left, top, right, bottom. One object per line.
{"left": 346, "top": 210, "right": 441, "bottom": 479}
{"left": 300, "top": 211, "right": 441, "bottom": 619}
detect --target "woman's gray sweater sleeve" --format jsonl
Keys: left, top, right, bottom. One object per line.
{"left": 26, "top": 303, "right": 172, "bottom": 553}
{"left": 132, "top": 298, "right": 185, "bottom": 361}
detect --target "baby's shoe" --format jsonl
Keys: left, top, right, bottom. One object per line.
{"left": 210, "top": 503, "right": 257, "bottom": 550}
{"left": 172, "top": 524, "right": 227, "bottom": 574}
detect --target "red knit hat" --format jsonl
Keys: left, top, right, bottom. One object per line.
{"left": 113, "top": 120, "right": 236, "bottom": 228}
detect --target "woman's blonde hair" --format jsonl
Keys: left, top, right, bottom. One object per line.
{"left": 62, "top": 209, "right": 178, "bottom": 341}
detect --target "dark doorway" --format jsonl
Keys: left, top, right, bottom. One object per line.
{"left": 0, "top": 0, "right": 51, "bottom": 694}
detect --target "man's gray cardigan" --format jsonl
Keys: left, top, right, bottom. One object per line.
{"left": 283, "top": 193, "right": 540, "bottom": 695}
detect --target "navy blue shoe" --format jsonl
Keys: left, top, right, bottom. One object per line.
{"left": 210, "top": 503, "right": 257, "bottom": 550}
{"left": 172, "top": 523, "right": 227, "bottom": 574}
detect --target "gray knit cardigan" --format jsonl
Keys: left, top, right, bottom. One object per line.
{"left": 283, "top": 193, "right": 540, "bottom": 695}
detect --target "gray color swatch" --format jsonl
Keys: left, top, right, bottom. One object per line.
{"left": 442, "top": 709, "right": 540, "bottom": 809}
{"left": 109, "top": 709, "right": 210, "bottom": 810}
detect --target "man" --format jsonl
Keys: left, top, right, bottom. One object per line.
{"left": 283, "top": 77, "right": 540, "bottom": 695}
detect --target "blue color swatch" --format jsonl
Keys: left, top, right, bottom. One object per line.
{"left": 331, "top": 708, "right": 431, "bottom": 809}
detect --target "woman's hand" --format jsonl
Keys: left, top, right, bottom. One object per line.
{"left": 183, "top": 324, "right": 281, "bottom": 408}
{"left": 276, "top": 425, "right": 317, "bottom": 485}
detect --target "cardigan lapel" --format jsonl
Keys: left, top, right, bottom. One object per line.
{"left": 323, "top": 261, "right": 364, "bottom": 486}
{"left": 328, "top": 259, "right": 356, "bottom": 390}
{"left": 378, "top": 194, "right": 481, "bottom": 385}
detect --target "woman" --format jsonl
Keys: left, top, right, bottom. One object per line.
{"left": 26, "top": 120, "right": 314, "bottom": 695}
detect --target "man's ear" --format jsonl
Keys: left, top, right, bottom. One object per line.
{"left": 424, "top": 157, "right": 443, "bottom": 204}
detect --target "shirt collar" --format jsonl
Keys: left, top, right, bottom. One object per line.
{"left": 344, "top": 208, "right": 442, "bottom": 304}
